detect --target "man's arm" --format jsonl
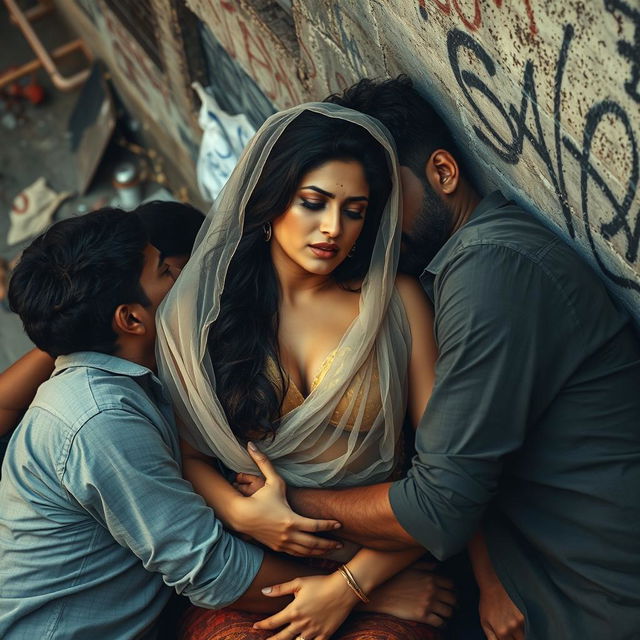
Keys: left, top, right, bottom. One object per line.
{"left": 287, "top": 482, "right": 414, "bottom": 549}
{"left": 63, "top": 409, "right": 319, "bottom": 612}
{"left": 469, "top": 530, "right": 525, "bottom": 640}
{"left": 288, "top": 245, "right": 576, "bottom": 560}
{"left": 0, "top": 348, "right": 54, "bottom": 435}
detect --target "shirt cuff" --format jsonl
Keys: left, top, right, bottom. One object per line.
{"left": 389, "top": 477, "right": 463, "bottom": 561}
{"left": 227, "top": 539, "right": 264, "bottom": 604}
{"left": 187, "top": 534, "right": 264, "bottom": 609}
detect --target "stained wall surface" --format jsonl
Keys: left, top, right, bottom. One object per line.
{"left": 57, "top": 0, "right": 640, "bottom": 320}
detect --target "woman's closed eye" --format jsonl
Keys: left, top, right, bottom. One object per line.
{"left": 300, "top": 198, "right": 325, "bottom": 211}
{"left": 344, "top": 208, "right": 365, "bottom": 220}
{"left": 300, "top": 198, "right": 365, "bottom": 220}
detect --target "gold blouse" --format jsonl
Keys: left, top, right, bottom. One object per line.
{"left": 276, "top": 348, "right": 382, "bottom": 429}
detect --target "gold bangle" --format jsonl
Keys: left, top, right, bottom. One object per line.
{"left": 337, "top": 564, "right": 370, "bottom": 603}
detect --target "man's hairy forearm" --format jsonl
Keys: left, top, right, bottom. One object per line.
{"left": 232, "top": 552, "right": 323, "bottom": 613}
{"left": 288, "top": 482, "right": 418, "bottom": 550}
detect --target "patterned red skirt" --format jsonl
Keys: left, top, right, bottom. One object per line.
{"left": 179, "top": 605, "right": 441, "bottom": 640}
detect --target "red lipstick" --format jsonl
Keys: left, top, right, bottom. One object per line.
{"left": 309, "top": 242, "right": 339, "bottom": 259}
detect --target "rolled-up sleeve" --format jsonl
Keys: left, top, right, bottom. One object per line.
{"left": 63, "top": 410, "right": 263, "bottom": 608}
{"left": 389, "top": 244, "right": 577, "bottom": 559}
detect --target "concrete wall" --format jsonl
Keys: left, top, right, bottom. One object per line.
{"left": 57, "top": 0, "right": 640, "bottom": 320}
{"left": 189, "top": 0, "right": 640, "bottom": 321}
{"left": 56, "top": 0, "right": 202, "bottom": 197}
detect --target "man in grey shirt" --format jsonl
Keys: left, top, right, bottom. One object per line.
{"left": 264, "top": 77, "right": 640, "bottom": 639}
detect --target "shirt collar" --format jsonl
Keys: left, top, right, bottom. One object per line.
{"left": 421, "top": 190, "right": 509, "bottom": 281}
{"left": 53, "top": 352, "right": 168, "bottom": 401}
{"left": 54, "top": 351, "right": 151, "bottom": 376}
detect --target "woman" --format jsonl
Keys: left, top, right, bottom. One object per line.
{"left": 157, "top": 103, "right": 451, "bottom": 639}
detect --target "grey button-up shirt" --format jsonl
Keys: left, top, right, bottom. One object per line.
{"left": 0, "top": 352, "right": 263, "bottom": 639}
{"left": 390, "top": 192, "right": 640, "bottom": 638}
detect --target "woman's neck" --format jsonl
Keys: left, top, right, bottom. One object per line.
{"left": 271, "top": 244, "right": 334, "bottom": 306}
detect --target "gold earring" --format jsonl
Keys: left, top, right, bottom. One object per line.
{"left": 263, "top": 222, "right": 272, "bottom": 242}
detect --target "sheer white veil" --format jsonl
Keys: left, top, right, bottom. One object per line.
{"left": 156, "top": 102, "right": 410, "bottom": 487}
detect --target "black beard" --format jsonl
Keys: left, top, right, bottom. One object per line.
{"left": 399, "top": 183, "right": 453, "bottom": 278}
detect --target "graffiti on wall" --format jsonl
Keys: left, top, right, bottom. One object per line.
{"left": 418, "top": 0, "right": 538, "bottom": 37}
{"left": 189, "top": 0, "right": 304, "bottom": 109}
{"left": 199, "top": 22, "right": 275, "bottom": 130}
{"left": 606, "top": 0, "right": 640, "bottom": 105}
{"left": 102, "top": 8, "right": 188, "bottom": 143}
{"left": 444, "top": 1, "right": 639, "bottom": 293}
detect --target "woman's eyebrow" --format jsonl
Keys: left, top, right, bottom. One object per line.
{"left": 300, "top": 186, "right": 369, "bottom": 202}
{"left": 300, "top": 185, "right": 334, "bottom": 198}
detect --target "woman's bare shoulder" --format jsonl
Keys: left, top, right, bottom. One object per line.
{"left": 394, "top": 273, "right": 425, "bottom": 298}
{"left": 394, "top": 274, "right": 434, "bottom": 321}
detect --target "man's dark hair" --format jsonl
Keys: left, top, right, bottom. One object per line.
{"left": 326, "top": 75, "right": 463, "bottom": 180}
{"left": 136, "top": 200, "right": 205, "bottom": 258}
{"left": 8, "top": 208, "right": 150, "bottom": 358}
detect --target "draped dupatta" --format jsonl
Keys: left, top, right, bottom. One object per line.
{"left": 156, "top": 102, "right": 410, "bottom": 487}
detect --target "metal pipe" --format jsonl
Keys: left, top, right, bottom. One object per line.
{"left": 3, "top": 0, "right": 90, "bottom": 91}
{"left": 0, "top": 40, "right": 85, "bottom": 88}
{"left": 22, "top": 0, "right": 54, "bottom": 22}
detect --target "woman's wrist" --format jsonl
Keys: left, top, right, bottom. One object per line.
{"left": 337, "top": 563, "right": 373, "bottom": 602}
{"left": 342, "top": 559, "right": 377, "bottom": 595}
{"left": 330, "top": 569, "right": 361, "bottom": 607}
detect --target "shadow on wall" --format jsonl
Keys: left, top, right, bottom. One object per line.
{"left": 199, "top": 22, "right": 275, "bottom": 130}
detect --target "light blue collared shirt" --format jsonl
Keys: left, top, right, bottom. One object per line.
{"left": 0, "top": 352, "right": 263, "bottom": 639}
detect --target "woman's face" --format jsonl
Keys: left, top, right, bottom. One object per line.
{"left": 271, "top": 159, "right": 370, "bottom": 276}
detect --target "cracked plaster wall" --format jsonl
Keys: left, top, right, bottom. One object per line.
{"left": 190, "top": 0, "right": 640, "bottom": 321}
{"left": 55, "top": 0, "right": 640, "bottom": 320}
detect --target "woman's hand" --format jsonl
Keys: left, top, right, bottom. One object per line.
{"left": 364, "top": 565, "right": 456, "bottom": 627}
{"left": 254, "top": 571, "right": 360, "bottom": 640}
{"left": 469, "top": 530, "right": 525, "bottom": 639}
{"left": 478, "top": 578, "right": 525, "bottom": 640}
{"left": 232, "top": 443, "right": 342, "bottom": 557}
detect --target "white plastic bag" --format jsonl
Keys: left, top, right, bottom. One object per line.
{"left": 7, "top": 177, "right": 71, "bottom": 246}
{"left": 192, "top": 82, "right": 256, "bottom": 202}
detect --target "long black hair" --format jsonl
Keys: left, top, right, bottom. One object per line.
{"left": 208, "top": 110, "right": 392, "bottom": 442}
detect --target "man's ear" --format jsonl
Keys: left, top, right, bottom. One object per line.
{"left": 113, "top": 303, "right": 148, "bottom": 337}
{"left": 425, "top": 149, "right": 460, "bottom": 196}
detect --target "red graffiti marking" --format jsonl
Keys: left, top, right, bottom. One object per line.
{"left": 452, "top": 0, "right": 482, "bottom": 31}
{"left": 419, "top": 0, "right": 538, "bottom": 36}
{"left": 299, "top": 38, "right": 317, "bottom": 81}
{"left": 104, "top": 10, "right": 171, "bottom": 111}
{"left": 206, "top": 1, "right": 237, "bottom": 59}
{"left": 432, "top": 0, "right": 452, "bottom": 13}
{"left": 205, "top": 0, "right": 303, "bottom": 108}
{"left": 238, "top": 20, "right": 301, "bottom": 107}
{"left": 12, "top": 193, "right": 29, "bottom": 214}
{"left": 334, "top": 72, "right": 349, "bottom": 92}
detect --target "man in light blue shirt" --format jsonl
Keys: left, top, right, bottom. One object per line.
{"left": 0, "top": 208, "right": 339, "bottom": 639}
{"left": 0, "top": 351, "right": 261, "bottom": 639}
